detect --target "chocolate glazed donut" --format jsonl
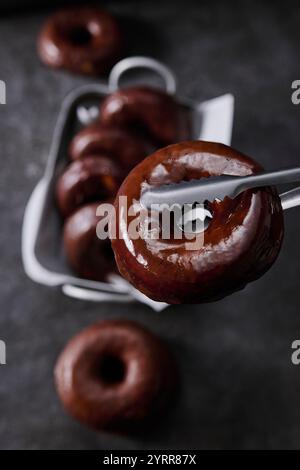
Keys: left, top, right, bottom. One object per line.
{"left": 55, "top": 320, "right": 177, "bottom": 433}
{"left": 111, "top": 141, "right": 284, "bottom": 304}
{"left": 38, "top": 7, "right": 123, "bottom": 76}
{"left": 100, "top": 86, "right": 182, "bottom": 145}
{"left": 56, "top": 156, "right": 121, "bottom": 217}
{"left": 69, "top": 124, "right": 147, "bottom": 174}
{"left": 63, "top": 202, "right": 115, "bottom": 282}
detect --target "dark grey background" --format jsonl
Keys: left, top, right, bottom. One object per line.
{"left": 1, "top": 0, "right": 300, "bottom": 450}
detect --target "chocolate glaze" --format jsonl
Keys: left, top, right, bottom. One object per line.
{"left": 69, "top": 124, "right": 147, "bottom": 174}
{"left": 55, "top": 319, "right": 177, "bottom": 433}
{"left": 100, "top": 86, "right": 182, "bottom": 145}
{"left": 37, "top": 7, "right": 123, "bottom": 76}
{"left": 111, "top": 141, "right": 284, "bottom": 304}
{"left": 63, "top": 202, "right": 115, "bottom": 282}
{"left": 56, "top": 156, "right": 121, "bottom": 217}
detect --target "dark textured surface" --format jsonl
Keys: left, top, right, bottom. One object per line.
{"left": 1, "top": 0, "right": 300, "bottom": 450}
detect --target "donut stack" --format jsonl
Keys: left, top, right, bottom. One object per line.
{"left": 56, "top": 86, "right": 183, "bottom": 281}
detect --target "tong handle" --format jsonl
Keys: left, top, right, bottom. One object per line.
{"left": 140, "top": 166, "right": 300, "bottom": 210}
{"left": 235, "top": 166, "right": 300, "bottom": 196}
{"left": 280, "top": 187, "right": 300, "bottom": 210}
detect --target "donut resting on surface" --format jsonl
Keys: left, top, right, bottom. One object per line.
{"left": 38, "top": 7, "right": 123, "bottom": 76}
{"left": 55, "top": 320, "right": 177, "bottom": 433}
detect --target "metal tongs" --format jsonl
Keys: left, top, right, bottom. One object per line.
{"left": 141, "top": 166, "right": 300, "bottom": 211}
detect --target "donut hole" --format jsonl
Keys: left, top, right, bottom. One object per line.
{"left": 155, "top": 203, "right": 213, "bottom": 240}
{"left": 100, "top": 239, "right": 115, "bottom": 262}
{"left": 68, "top": 26, "right": 92, "bottom": 46}
{"left": 121, "top": 118, "right": 154, "bottom": 145}
{"left": 178, "top": 202, "right": 213, "bottom": 235}
{"left": 90, "top": 236, "right": 115, "bottom": 265}
{"left": 98, "top": 354, "right": 126, "bottom": 385}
